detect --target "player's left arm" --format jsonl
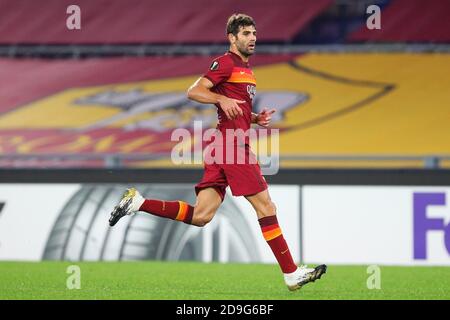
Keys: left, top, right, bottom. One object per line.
{"left": 252, "top": 108, "right": 276, "bottom": 127}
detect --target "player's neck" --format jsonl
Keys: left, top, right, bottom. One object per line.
{"left": 229, "top": 47, "right": 249, "bottom": 63}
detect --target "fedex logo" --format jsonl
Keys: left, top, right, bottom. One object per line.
{"left": 413, "top": 192, "right": 450, "bottom": 260}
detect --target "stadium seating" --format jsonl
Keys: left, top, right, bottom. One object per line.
{"left": 0, "top": 0, "right": 333, "bottom": 44}
{"left": 1, "top": 0, "right": 449, "bottom": 168}
{"left": 0, "top": 53, "right": 448, "bottom": 168}
{"left": 349, "top": 0, "right": 450, "bottom": 42}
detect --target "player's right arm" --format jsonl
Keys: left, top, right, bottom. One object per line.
{"left": 187, "top": 77, "right": 244, "bottom": 120}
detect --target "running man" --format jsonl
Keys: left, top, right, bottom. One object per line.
{"left": 109, "top": 13, "right": 326, "bottom": 291}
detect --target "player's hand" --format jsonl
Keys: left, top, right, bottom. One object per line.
{"left": 217, "top": 96, "right": 245, "bottom": 120}
{"left": 256, "top": 108, "right": 276, "bottom": 127}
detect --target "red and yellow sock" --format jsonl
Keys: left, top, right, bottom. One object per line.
{"left": 259, "top": 215, "right": 297, "bottom": 274}
{"left": 139, "top": 199, "right": 194, "bottom": 224}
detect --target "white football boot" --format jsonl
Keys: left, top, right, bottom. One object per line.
{"left": 109, "top": 187, "right": 145, "bottom": 226}
{"left": 284, "top": 264, "right": 327, "bottom": 291}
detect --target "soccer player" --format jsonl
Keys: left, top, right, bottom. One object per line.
{"left": 109, "top": 13, "right": 326, "bottom": 291}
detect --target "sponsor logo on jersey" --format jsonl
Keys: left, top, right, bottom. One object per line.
{"left": 210, "top": 61, "right": 219, "bottom": 71}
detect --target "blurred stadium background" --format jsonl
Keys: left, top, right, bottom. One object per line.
{"left": 0, "top": 0, "right": 450, "bottom": 299}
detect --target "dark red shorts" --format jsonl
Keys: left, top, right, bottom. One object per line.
{"left": 195, "top": 144, "right": 268, "bottom": 201}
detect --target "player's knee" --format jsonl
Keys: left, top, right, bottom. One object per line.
{"left": 196, "top": 216, "right": 213, "bottom": 227}
{"left": 193, "top": 207, "right": 216, "bottom": 227}
{"left": 195, "top": 214, "right": 214, "bottom": 227}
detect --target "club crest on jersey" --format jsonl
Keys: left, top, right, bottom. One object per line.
{"left": 247, "top": 85, "right": 256, "bottom": 100}
{"left": 210, "top": 61, "right": 219, "bottom": 71}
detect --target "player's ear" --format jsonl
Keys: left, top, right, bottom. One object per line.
{"left": 227, "top": 33, "right": 236, "bottom": 44}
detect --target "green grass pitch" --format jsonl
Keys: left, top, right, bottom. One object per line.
{"left": 0, "top": 262, "right": 449, "bottom": 300}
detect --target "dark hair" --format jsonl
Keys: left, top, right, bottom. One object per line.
{"left": 226, "top": 13, "right": 256, "bottom": 36}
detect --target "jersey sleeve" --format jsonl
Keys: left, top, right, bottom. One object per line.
{"left": 203, "top": 55, "right": 233, "bottom": 87}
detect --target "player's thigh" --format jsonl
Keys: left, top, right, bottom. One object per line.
{"left": 245, "top": 189, "right": 276, "bottom": 219}
{"left": 224, "top": 163, "right": 267, "bottom": 197}
{"left": 194, "top": 187, "right": 222, "bottom": 218}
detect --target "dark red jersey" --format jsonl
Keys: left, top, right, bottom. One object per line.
{"left": 203, "top": 51, "right": 256, "bottom": 144}
{"left": 196, "top": 51, "right": 268, "bottom": 199}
